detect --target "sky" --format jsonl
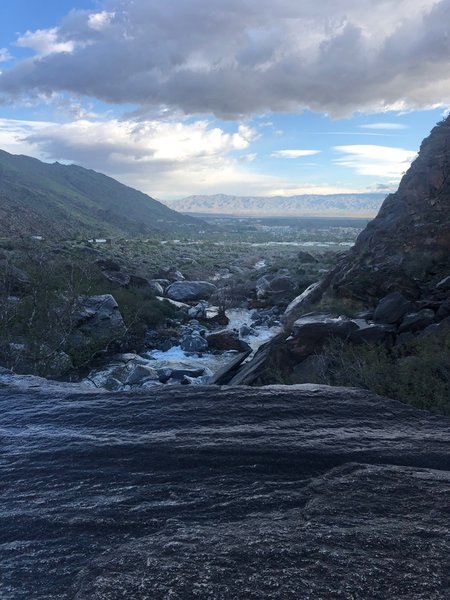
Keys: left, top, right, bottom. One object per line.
{"left": 0, "top": 0, "right": 449, "bottom": 200}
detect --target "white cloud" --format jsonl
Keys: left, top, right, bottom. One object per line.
{"left": 1, "top": 0, "right": 449, "bottom": 117}
{"left": 360, "top": 123, "right": 408, "bottom": 130}
{"left": 88, "top": 12, "right": 115, "bottom": 31}
{"left": 0, "top": 48, "right": 11, "bottom": 63}
{"left": 0, "top": 115, "right": 366, "bottom": 198}
{"left": 16, "top": 28, "right": 75, "bottom": 56}
{"left": 272, "top": 149, "right": 320, "bottom": 158}
{"left": 334, "top": 144, "right": 417, "bottom": 178}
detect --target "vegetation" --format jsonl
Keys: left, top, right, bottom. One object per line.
{"left": 317, "top": 333, "right": 450, "bottom": 415}
{"left": 0, "top": 149, "right": 199, "bottom": 238}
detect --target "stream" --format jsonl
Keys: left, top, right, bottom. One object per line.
{"left": 82, "top": 308, "right": 281, "bottom": 390}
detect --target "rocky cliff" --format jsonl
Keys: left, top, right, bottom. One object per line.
{"left": 331, "top": 116, "right": 450, "bottom": 302}
{"left": 1, "top": 380, "right": 450, "bottom": 598}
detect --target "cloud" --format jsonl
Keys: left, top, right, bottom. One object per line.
{"left": 0, "top": 115, "right": 363, "bottom": 198}
{"left": 0, "top": 0, "right": 449, "bottom": 117}
{"left": 0, "top": 49, "right": 12, "bottom": 63}
{"left": 16, "top": 28, "right": 75, "bottom": 56}
{"left": 0, "top": 116, "right": 279, "bottom": 198}
{"left": 334, "top": 144, "right": 417, "bottom": 178}
{"left": 360, "top": 123, "right": 408, "bottom": 130}
{"left": 272, "top": 149, "right": 320, "bottom": 158}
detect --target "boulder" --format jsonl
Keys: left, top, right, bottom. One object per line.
{"left": 349, "top": 323, "right": 396, "bottom": 345}
{"left": 156, "top": 362, "right": 205, "bottom": 380}
{"left": 180, "top": 331, "right": 209, "bottom": 353}
{"left": 71, "top": 294, "right": 125, "bottom": 346}
{"left": 291, "top": 354, "right": 329, "bottom": 383}
{"left": 95, "top": 258, "right": 120, "bottom": 271}
{"left": 373, "top": 292, "right": 413, "bottom": 324}
{"left": 166, "top": 281, "right": 217, "bottom": 302}
{"left": 256, "top": 274, "right": 296, "bottom": 302}
{"left": 101, "top": 270, "right": 130, "bottom": 287}
{"left": 399, "top": 309, "right": 436, "bottom": 333}
{"left": 153, "top": 267, "right": 185, "bottom": 282}
{"left": 287, "top": 313, "right": 359, "bottom": 358}
{"left": 283, "top": 278, "right": 331, "bottom": 326}
{"left": 206, "top": 330, "right": 251, "bottom": 352}
{"left": 125, "top": 364, "right": 159, "bottom": 386}
{"left": 188, "top": 301, "right": 209, "bottom": 319}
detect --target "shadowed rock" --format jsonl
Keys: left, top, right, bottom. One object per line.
{"left": 1, "top": 382, "right": 449, "bottom": 598}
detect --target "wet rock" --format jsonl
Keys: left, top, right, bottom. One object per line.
{"left": 239, "top": 324, "right": 255, "bottom": 337}
{"left": 206, "top": 330, "right": 250, "bottom": 352}
{"left": 155, "top": 362, "right": 206, "bottom": 380}
{"left": 166, "top": 281, "right": 217, "bottom": 302}
{"left": 1, "top": 384, "right": 450, "bottom": 599}
{"left": 208, "top": 350, "right": 252, "bottom": 385}
{"left": 374, "top": 292, "right": 413, "bottom": 324}
{"left": 125, "top": 364, "right": 159, "bottom": 386}
{"left": 188, "top": 300, "right": 209, "bottom": 319}
{"left": 180, "top": 331, "right": 209, "bottom": 353}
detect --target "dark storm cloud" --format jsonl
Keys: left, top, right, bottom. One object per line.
{"left": 1, "top": 0, "right": 449, "bottom": 117}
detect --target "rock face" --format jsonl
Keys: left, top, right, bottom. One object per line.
{"left": 166, "top": 281, "right": 217, "bottom": 302}
{"left": 71, "top": 294, "right": 126, "bottom": 347}
{"left": 331, "top": 115, "right": 450, "bottom": 302}
{"left": 1, "top": 382, "right": 449, "bottom": 599}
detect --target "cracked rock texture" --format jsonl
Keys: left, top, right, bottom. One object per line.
{"left": 1, "top": 383, "right": 450, "bottom": 599}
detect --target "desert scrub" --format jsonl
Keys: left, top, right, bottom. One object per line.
{"left": 318, "top": 331, "right": 450, "bottom": 415}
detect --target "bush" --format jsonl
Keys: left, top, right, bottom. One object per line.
{"left": 319, "top": 331, "right": 450, "bottom": 415}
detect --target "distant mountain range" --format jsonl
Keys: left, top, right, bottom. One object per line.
{"left": 163, "top": 193, "right": 386, "bottom": 217}
{"left": 0, "top": 149, "right": 199, "bottom": 238}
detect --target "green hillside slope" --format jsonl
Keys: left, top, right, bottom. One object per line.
{"left": 0, "top": 149, "right": 200, "bottom": 237}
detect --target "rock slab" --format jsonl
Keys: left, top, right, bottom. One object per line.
{"left": 1, "top": 383, "right": 449, "bottom": 599}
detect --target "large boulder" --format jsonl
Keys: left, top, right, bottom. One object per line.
{"left": 256, "top": 274, "right": 296, "bottom": 302}
{"left": 373, "top": 292, "right": 413, "bottom": 324}
{"left": 166, "top": 281, "right": 217, "bottom": 302}
{"left": 71, "top": 294, "right": 125, "bottom": 347}
{"left": 206, "top": 330, "right": 251, "bottom": 352}
{"left": 101, "top": 270, "right": 130, "bottom": 287}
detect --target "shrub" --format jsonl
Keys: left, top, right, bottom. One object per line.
{"left": 319, "top": 331, "right": 450, "bottom": 415}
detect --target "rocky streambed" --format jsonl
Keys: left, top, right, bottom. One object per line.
{"left": 82, "top": 307, "right": 282, "bottom": 391}
{"left": 1, "top": 381, "right": 449, "bottom": 599}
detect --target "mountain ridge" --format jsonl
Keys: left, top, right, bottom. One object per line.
{"left": 0, "top": 149, "right": 200, "bottom": 238}
{"left": 163, "top": 192, "right": 386, "bottom": 217}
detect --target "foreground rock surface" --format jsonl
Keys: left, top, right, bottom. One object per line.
{"left": 1, "top": 382, "right": 449, "bottom": 599}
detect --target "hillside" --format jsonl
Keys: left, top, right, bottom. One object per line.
{"left": 0, "top": 149, "right": 200, "bottom": 238}
{"left": 331, "top": 115, "right": 450, "bottom": 301}
{"left": 164, "top": 192, "right": 386, "bottom": 217}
